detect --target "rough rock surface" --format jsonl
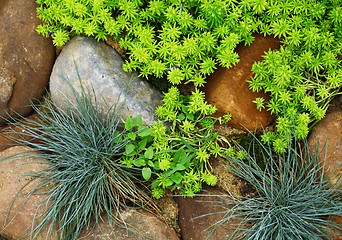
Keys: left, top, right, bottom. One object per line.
{"left": 0, "top": 146, "right": 54, "bottom": 240}
{"left": 204, "top": 34, "right": 280, "bottom": 131}
{"left": 174, "top": 186, "right": 243, "bottom": 240}
{"left": 78, "top": 209, "right": 179, "bottom": 240}
{"left": 0, "top": 0, "right": 55, "bottom": 126}
{"left": 211, "top": 157, "right": 256, "bottom": 198}
{"left": 0, "top": 115, "right": 43, "bottom": 152}
{"left": 308, "top": 110, "right": 342, "bottom": 183}
{"left": 50, "top": 36, "right": 163, "bottom": 125}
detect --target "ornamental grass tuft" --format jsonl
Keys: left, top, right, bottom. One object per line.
{"left": 202, "top": 126, "right": 342, "bottom": 240}
{"left": 0, "top": 75, "right": 158, "bottom": 239}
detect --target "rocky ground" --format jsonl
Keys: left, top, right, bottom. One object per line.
{"left": 1, "top": 0, "right": 342, "bottom": 239}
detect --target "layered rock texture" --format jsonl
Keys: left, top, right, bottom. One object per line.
{"left": 0, "top": 0, "right": 55, "bottom": 126}
{"left": 0, "top": 146, "right": 54, "bottom": 240}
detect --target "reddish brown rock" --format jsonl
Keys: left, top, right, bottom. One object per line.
{"left": 328, "top": 215, "right": 342, "bottom": 240}
{"left": 204, "top": 34, "right": 280, "bottom": 131}
{"left": 174, "top": 186, "right": 244, "bottom": 240}
{"left": 78, "top": 209, "right": 179, "bottom": 240}
{"left": 308, "top": 110, "right": 342, "bottom": 183}
{"left": 0, "top": 146, "right": 54, "bottom": 240}
{"left": 0, "top": 0, "right": 55, "bottom": 126}
{"left": 0, "top": 115, "right": 44, "bottom": 152}
{"left": 307, "top": 111, "right": 342, "bottom": 239}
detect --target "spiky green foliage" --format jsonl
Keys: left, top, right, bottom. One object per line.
{"left": 202, "top": 127, "right": 342, "bottom": 240}
{"left": 0, "top": 78, "right": 157, "bottom": 239}
{"left": 120, "top": 86, "right": 229, "bottom": 198}
{"left": 35, "top": 0, "right": 342, "bottom": 152}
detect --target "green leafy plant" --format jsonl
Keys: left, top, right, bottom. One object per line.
{"left": 201, "top": 126, "right": 342, "bottom": 240}
{"left": 35, "top": 0, "right": 342, "bottom": 153}
{"left": 0, "top": 77, "right": 158, "bottom": 239}
{"left": 246, "top": 0, "right": 342, "bottom": 151}
{"left": 35, "top": 0, "right": 246, "bottom": 88}
{"left": 120, "top": 86, "right": 229, "bottom": 198}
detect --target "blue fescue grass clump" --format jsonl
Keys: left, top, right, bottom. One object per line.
{"left": 0, "top": 79, "right": 158, "bottom": 239}
{"left": 203, "top": 127, "right": 342, "bottom": 240}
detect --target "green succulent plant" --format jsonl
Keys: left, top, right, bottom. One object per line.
{"left": 120, "top": 86, "right": 229, "bottom": 199}
{"left": 35, "top": 0, "right": 342, "bottom": 153}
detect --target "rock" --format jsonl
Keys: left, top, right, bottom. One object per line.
{"left": 0, "top": 0, "right": 55, "bottom": 126}
{"left": 204, "top": 34, "right": 280, "bottom": 131}
{"left": 308, "top": 110, "right": 342, "bottom": 183}
{"left": 0, "top": 115, "right": 44, "bottom": 152}
{"left": 50, "top": 36, "right": 163, "bottom": 125}
{"left": 0, "top": 146, "right": 54, "bottom": 239}
{"left": 155, "top": 196, "right": 180, "bottom": 234}
{"left": 78, "top": 209, "right": 179, "bottom": 240}
{"left": 328, "top": 215, "right": 342, "bottom": 240}
{"left": 174, "top": 186, "right": 244, "bottom": 240}
{"left": 211, "top": 157, "right": 256, "bottom": 198}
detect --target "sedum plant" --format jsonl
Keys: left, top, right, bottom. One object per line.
{"left": 120, "top": 86, "right": 229, "bottom": 199}
{"left": 202, "top": 126, "right": 342, "bottom": 240}
{"left": 35, "top": 0, "right": 244, "bottom": 87}
{"left": 0, "top": 79, "right": 158, "bottom": 239}
{"left": 35, "top": 0, "right": 342, "bottom": 152}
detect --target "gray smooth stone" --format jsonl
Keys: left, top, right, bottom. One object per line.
{"left": 50, "top": 36, "right": 162, "bottom": 124}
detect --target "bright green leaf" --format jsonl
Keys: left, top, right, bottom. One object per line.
{"left": 165, "top": 178, "right": 173, "bottom": 187}
{"left": 142, "top": 167, "right": 152, "bottom": 180}
{"left": 127, "top": 132, "right": 136, "bottom": 140}
{"left": 174, "top": 148, "right": 187, "bottom": 163}
{"left": 177, "top": 113, "right": 185, "bottom": 121}
{"left": 133, "top": 158, "right": 146, "bottom": 167}
{"left": 133, "top": 116, "right": 143, "bottom": 126}
{"left": 186, "top": 113, "right": 194, "bottom": 121}
{"left": 138, "top": 127, "right": 153, "bottom": 137}
{"left": 148, "top": 160, "right": 155, "bottom": 168}
{"left": 170, "top": 172, "right": 183, "bottom": 184}
{"left": 138, "top": 138, "right": 148, "bottom": 150}
{"left": 144, "top": 147, "right": 154, "bottom": 159}
{"left": 152, "top": 179, "right": 160, "bottom": 188}
{"left": 125, "top": 143, "right": 135, "bottom": 155}
{"left": 125, "top": 117, "right": 134, "bottom": 130}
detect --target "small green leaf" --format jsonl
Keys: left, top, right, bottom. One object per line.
{"left": 133, "top": 116, "right": 143, "bottom": 126}
{"left": 182, "top": 105, "right": 188, "bottom": 113}
{"left": 170, "top": 172, "right": 183, "bottom": 184}
{"left": 152, "top": 179, "right": 160, "bottom": 188}
{"left": 177, "top": 165, "right": 186, "bottom": 171}
{"left": 127, "top": 132, "right": 136, "bottom": 140}
{"left": 165, "top": 178, "right": 173, "bottom": 187}
{"left": 142, "top": 167, "right": 152, "bottom": 180}
{"left": 133, "top": 158, "right": 146, "bottom": 167}
{"left": 125, "top": 117, "right": 134, "bottom": 130}
{"left": 186, "top": 113, "right": 194, "bottom": 121}
{"left": 125, "top": 143, "right": 135, "bottom": 155}
{"left": 144, "top": 147, "right": 154, "bottom": 159}
{"left": 148, "top": 160, "right": 154, "bottom": 168}
{"left": 138, "top": 127, "right": 153, "bottom": 137}
{"left": 113, "top": 132, "right": 122, "bottom": 143}
{"left": 177, "top": 113, "right": 185, "bottom": 121}
{"left": 138, "top": 138, "right": 148, "bottom": 150}
{"left": 174, "top": 148, "right": 187, "bottom": 163}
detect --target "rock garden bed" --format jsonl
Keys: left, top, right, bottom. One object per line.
{"left": 1, "top": 0, "right": 342, "bottom": 239}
